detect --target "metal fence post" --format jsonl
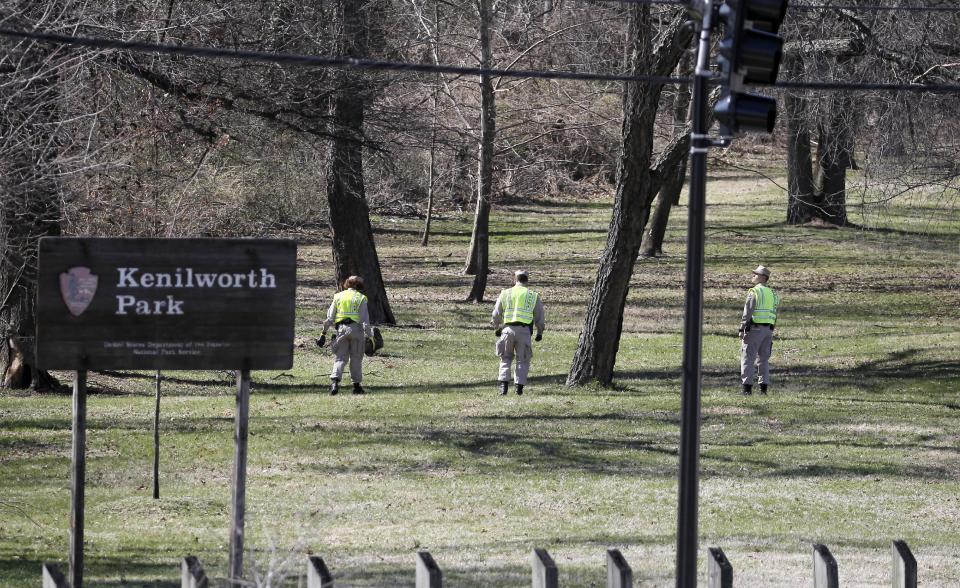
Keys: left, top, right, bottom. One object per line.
{"left": 606, "top": 549, "right": 632, "bottom": 588}
{"left": 892, "top": 540, "right": 917, "bottom": 588}
{"left": 416, "top": 551, "right": 442, "bottom": 587}
{"left": 532, "top": 548, "right": 558, "bottom": 588}
{"left": 813, "top": 544, "right": 839, "bottom": 588}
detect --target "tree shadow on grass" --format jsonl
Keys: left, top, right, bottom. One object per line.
{"left": 500, "top": 197, "right": 612, "bottom": 210}
{"left": 19, "top": 348, "right": 958, "bottom": 407}
{"left": 316, "top": 419, "right": 957, "bottom": 480}
{"left": 295, "top": 346, "right": 959, "bottom": 398}
{"left": 374, "top": 225, "right": 608, "bottom": 239}
{"left": 725, "top": 434, "right": 960, "bottom": 456}
{"left": 0, "top": 556, "right": 180, "bottom": 588}
{"left": 843, "top": 218, "right": 960, "bottom": 238}
{"left": 779, "top": 348, "right": 960, "bottom": 391}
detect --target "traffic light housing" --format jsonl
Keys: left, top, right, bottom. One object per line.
{"left": 715, "top": 0, "right": 788, "bottom": 136}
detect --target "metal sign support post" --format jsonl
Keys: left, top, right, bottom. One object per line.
{"left": 70, "top": 369, "right": 87, "bottom": 588}
{"left": 676, "top": 2, "right": 713, "bottom": 586}
{"left": 228, "top": 368, "right": 251, "bottom": 585}
{"left": 153, "top": 370, "right": 161, "bottom": 499}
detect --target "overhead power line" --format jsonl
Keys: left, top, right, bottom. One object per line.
{"left": 1, "top": 28, "right": 959, "bottom": 94}
{"left": 775, "top": 80, "right": 960, "bottom": 92}
{"left": 578, "top": 0, "right": 689, "bottom": 5}
{"left": 788, "top": 2, "right": 960, "bottom": 10}
{"left": 0, "top": 27, "right": 685, "bottom": 85}
{"left": 584, "top": 0, "right": 960, "bottom": 10}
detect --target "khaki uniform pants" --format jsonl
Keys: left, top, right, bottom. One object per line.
{"left": 741, "top": 325, "right": 773, "bottom": 385}
{"left": 331, "top": 322, "right": 365, "bottom": 383}
{"left": 497, "top": 325, "right": 533, "bottom": 385}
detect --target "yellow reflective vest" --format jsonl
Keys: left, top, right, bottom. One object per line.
{"left": 749, "top": 284, "right": 778, "bottom": 325}
{"left": 334, "top": 289, "right": 366, "bottom": 323}
{"left": 499, "top": 285, "right": 539, "bottom": 325}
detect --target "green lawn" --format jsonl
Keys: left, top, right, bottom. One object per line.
{"left": 1, "top": 174, "right": 958, "bottom": 586}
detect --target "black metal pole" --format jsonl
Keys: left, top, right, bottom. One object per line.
{"left": 676, "top": 2, "right": 712, "bottom": 586}
{"left": 70, "top": 369, "right": 87, "bottom": 588}
{"left": 153, "top": 370, "right": 161, "bottom": 500}
{"left": 229, "top": 368, "right": 251, "bottom": 585}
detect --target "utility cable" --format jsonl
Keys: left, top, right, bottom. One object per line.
{"left": 584, "top": 0, "right": 960, "bottom": 10}
{"left": 789, "top": 3, "right": 960, "bottom": 11}
{"left": 0, "top": 27, "right": 686, "bottom": 85}
{"left": 577, "top": 0, "right": 689, "bottom": 5}
{"left": 2, "top": 28, "right": 959, "bottom": 93}
{"left": 774, "top": 80, "right": 960, "bottom": 92}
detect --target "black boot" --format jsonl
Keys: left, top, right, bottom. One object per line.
{"left": 330, "top": 379, "right": 340, "bottom": 396}
{"left": 498, "top": 381, "right": 509, "bottom": 395}
{"left": 352, "top": 382, "right": 365, "bottom": 395}
{"left": 759, "top": 383, "right": 768, "bottom": 395}
{"left": 740, "top": 383, "right": 753, "bottom": 396}
{"left": 516, "top": 384, "right": 524, "bottom": 396}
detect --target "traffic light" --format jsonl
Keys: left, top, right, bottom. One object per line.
{"left": 714, "top": 0, "right": 788, "bottom": 136}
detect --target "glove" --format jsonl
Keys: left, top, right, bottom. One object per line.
{"left": 494, "top": 328, "right": 502, "bottom": 337}
{"left": 535, "top": 332, "right": 542, "bottom": 342}
{"left": 316, "top": 334, "right": 326, "bottom": 347}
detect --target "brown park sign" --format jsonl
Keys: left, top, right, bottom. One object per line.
{"left": 37, "top": 238, "right": 297, "bottom": 370}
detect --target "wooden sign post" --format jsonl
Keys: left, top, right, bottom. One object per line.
{"left": 37, "top": 238, "right": 297, "bottom": 587}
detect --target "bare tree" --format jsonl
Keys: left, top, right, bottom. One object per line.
{"left": 327, "top": 0, "right": 396, "bottom": 323}
{"left": 783, "top": 5, "right": 960, "bottom": 226}
{"left": 814, "top": 92, "right": 856, "bottom": 225}
{"left": 0, "top": 5, "right": 80, "bottom": 389}
{"left": 463, "top": 0, "right": 496, "bottom": 302}
{"left": 785, "top": 92, "right": 817, "bottom": 224}
{"left": 641, "top": 52, "right": 693, "bottom": 258}
{"left": 421, "top": 74, "right": 440, "bottom": 246}
{"left": 68, "top": 0, "right": 399, "bottom": 321}
{"left": 567, "top": 8, "right": 691, "bottom": 386}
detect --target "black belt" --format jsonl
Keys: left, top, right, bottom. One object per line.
{"left": 751, "top": 322, "right": 773, "bottom": 328}
{"left": 336, "top": 318, "right": 355, "bottom": 327}
{"left": 505, "top": 321, "right": 530, "bottom": 327}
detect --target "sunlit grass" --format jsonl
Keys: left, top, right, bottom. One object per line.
{"left": 1, "top": 175, "right": 958, "bottom": 586}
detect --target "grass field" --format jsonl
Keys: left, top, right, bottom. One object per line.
{"left": 1, "top": 173, "right": 959, "bottom": 586}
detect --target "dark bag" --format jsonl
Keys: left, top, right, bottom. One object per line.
{"left": 364, "top": 327, "right": 384, "bottom": 356}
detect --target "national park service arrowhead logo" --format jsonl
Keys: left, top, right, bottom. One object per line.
{"left": 60, "top": 267, "right": 98, "bottom": 317}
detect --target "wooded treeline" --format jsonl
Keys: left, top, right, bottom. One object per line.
{"left": 2, "top": 0, "right": 958, "bottom": 389}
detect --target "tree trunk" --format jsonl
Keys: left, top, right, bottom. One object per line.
{"left": 464, "top": 0, "right": 496, "bottom": 302}
{"left": 786, "top": 89, "right": 817, "bottom": 225}
{"left": 452, "top": 145, "right": 472, "bottom": 209}
{"left": 327, "top": 0, "right": 395, "bottom": 323}
{"left": 0, "top": 198, "right": 61, "bottom": 390}
{"left": 641, "top": 53, "right": 693, "bottom": 258}
{"left": 567, "top": 7, "right": 690, "bottom": 386}
{"left": 641, "top": 163, "right": 685, "bottom": 258}
{"left": 0, "top": 36, "right": 62, "bottom": 390}
{"left": 421, "top": 91, "right": 437, "bottom": 247}
{"left": 422, "top": 0, "right": 441, "bottom": 248}
{"left": 814, "top": 94, "right": 854, "bottom": 226}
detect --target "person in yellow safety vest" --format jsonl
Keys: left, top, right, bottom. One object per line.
{"left": 490, "top": 270, "right": 546, "bottom": 396}
{"left": 738, "top": 265, "right": 780, "bottom": 396}
{"left": 319, "top": 275, "right": 375, "bottom": 395}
